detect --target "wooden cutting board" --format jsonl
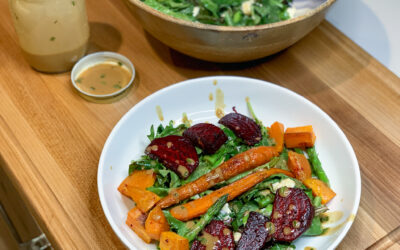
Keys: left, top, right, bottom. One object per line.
{"left": 0, "top": 0, "right": 399, "bottom": 249}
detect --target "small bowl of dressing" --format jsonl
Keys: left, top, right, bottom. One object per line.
{"left": 71, "top": 52, "right": 135, "bottom": 99}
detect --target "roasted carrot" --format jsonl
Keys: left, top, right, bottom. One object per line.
{"left": 145, "top": 206, "right": 170, "bottom": 240}
{"left": 269, "top": 121, "right": 285, "bottom": 153}
{"left": 303, "top": 178, "right": 336, "bottom": 204}
{"left": 287, "top": 151, "right": 312, "bottom": 181}
{"left": 118, "top": 170, "right": 156, "bottom": 196}
{"left": 170, "top": 168, "right": 294, "bottom": 221}
{"left": 284, "top": 125, "right": 316, "bottom": 148}
{"left": 126, "top": 207, "right": 152, "bottom": 243}
{"left": 156, "top": 146, "right": 278, "bottom": 209}
{"left": 159, "top": 231, "right": 189, "bottom": 250}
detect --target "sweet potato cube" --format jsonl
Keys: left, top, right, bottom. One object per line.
{"left": 145, "top": 206, "right": 170, "bottom": 240}
{"left": 303, "top": 178, "right": 336, "bottom": 204}
{"left": 288, "top": 151, "right": 312, "bottom": 181}
{"left": 159, "top": 231, "right": 189, "bottom": 250}
{"left": 118, "top": 170, "right": 156, "bottom": 196}
{"left": 284, "top": 125, "right": 316, "bottom": 148}
{"left": 269, "top": 121, "right": 285, "bottom": 153}
{"left": 126, "top": 207, "right": 152, "bottom": 243}
{"left": 123, "top": 187, "right": 160, "bottom": 213}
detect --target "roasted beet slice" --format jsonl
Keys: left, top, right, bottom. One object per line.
{"left": 219, "top": 113, "right": 262, "bottom": 145}
{"left": 183, "top": 123, "right": 228, "bottom": 154}
{"left": 145, "top": 135, "right": 199, "bottom": 179}
{"left": 191, "top": 220, "right": 235, "bottom": 250}
{"left": 236, "top": 211, "right": 272, "bottom": 250}
{"left": 271, "top": 188, "right": 314, "bottom": 242}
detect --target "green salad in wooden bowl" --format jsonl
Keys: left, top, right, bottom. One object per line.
{"left": 142, "top": 0, "right": 293, "bottom": 26}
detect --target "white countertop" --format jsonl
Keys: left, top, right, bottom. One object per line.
{"left": 326, "top": 0, "right": 400, "bottom": 76}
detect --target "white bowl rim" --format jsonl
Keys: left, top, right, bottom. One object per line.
{"left": 124, "top": 0, "right": 336, "bottom": 32}
{"left": 97, "top": 75, "right": 361, "bottom": 249}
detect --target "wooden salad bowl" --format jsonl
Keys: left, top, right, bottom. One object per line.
{"left": 123, "top": 0, "right": 336, "bottom": 62}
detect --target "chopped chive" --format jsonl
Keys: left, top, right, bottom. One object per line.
{"left": 100, "top": 74, "right": 106, "bottom": 78}
{"left": 100, "top": 81, "right": 106, "bottom": 85}
{"left": 113, "top": 84, "right": 122, "bottom": 89}
{"left": 50, "top": 36, "right": 56, "bottom": 41}
{"left": 118, "top": 61, "right": 123, "bottom": 66}
{"left": 54, "top": 20, "right": 58, "bottom": 24}
{"left": 71, "top": 1, "right": 76, "bottom": 6}
{"left": 90, "top": 86, "right": 96, "bottom": 91}
{"left": 76, "top": 78, "right": 83, "bottom": 83}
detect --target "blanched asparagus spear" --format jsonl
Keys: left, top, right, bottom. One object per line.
{"left": 307, "top": 146, "right": 330, "bottom": 187}
{"left": 183, "top": 194, "right": 228, "bottom": 242}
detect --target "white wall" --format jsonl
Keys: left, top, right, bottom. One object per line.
{"left": 326, "top": 0, "right": 400, "bottom": 76}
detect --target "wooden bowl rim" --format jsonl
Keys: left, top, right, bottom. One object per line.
{"left": 125, "top": 0, "right": 336, "bottom": 32}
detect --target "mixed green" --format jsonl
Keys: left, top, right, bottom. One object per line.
{"left": 142, "top": 0, "right": 293, "bottom": 26}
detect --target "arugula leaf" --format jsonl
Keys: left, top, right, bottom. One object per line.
{"left": 142, "top": 0, "right": 292, "bottom": 26}
{"left": 148, "top": 121, "right": 188, "bottom": 141}
{"left": 163, "top": 210, "right": 191, "bottom": 236}
{"left": 269, "top": 242, "right": 296, "bottom": 250}
{"left": 146, "top": 186, "right": 170, "bottom": 197}
{"left": 199, "top": 0, "right": 219, "bottom": 17}
{"left": 303, "top": 216, "right": 324, "bottom": 236}
{"left": 231, "top": 201, "right": 258, "bottom": 231}
{"left": 274, "top": 148, "right": 289, "bottom": 170}
{"left": 246, "top": 100, "right": 273, "bottom": 146}
{"left": 143, "top": 0, "right": 195, "bottom": 21}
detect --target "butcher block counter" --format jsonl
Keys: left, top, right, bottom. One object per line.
{"left": 0, "top": 0, "right": 399, "bottom": 249}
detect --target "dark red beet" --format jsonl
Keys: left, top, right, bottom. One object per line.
{"left": 191, "top": 240, "right": 206, "bottom": 250}
{"left": 236, "top": 212, "right": 272, "bottom": 250}
{"left": 183, "top": 123, "right": 228, "bottom": 154}
{"left": 218, "top": 113, "right": 262, "bottom": 145}
{"left": 191, "top": 220, "right": 235, "bottom": 250}
{"left": 145, "top": 135, "right": 199, "bottom": 179}
{"left": 271, "top": 188, "right": 314, "bottom": 242}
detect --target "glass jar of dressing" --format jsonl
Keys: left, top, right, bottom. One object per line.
{"left": 9, "top": 0, "right": 89, "bottom": 73}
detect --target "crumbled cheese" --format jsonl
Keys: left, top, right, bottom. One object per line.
{"left": 241, "top": 0, "right": 254, "bottom": 16}
{"left": 191, "top": 194, "right": 200, "bottom": 199}
{"left": 219, "top": 203, "right": 231, "bottom": 220}
{"left": 272, "top": 178, "right": 296, "bottom": 193}
{"left": 192, "top": 6, "right": 200, "bottom": 17}
{"left": 258, "top": 189, "right": 271, "bottom": 196}
{"left": 287, "top": 6, "right": 296, "bottom": 18}
{"left": 233, "top": 232, "right": 242, "bottom": 242}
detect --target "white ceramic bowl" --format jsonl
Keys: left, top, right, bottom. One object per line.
{"left": 98, "top": 76, "right": 361, "bottom": 249}
{"left": 71, "top": 51, "right": 135, "bottom": 99}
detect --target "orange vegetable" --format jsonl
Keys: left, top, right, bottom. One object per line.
{"left": 126, "top": 207, "right": 152, "bottom": 243}
{"left": 170, "top": 168, "right": 294, "bottom": 221}
{"left": 303, "top": 178, "right": 336, "bottom": 204}
{"left": 269, "top": 122, "right": 285, "bottom": 153}
{"left": 118, "top": 170, "right": 159, "bottom": 212}
{"left": 118, "top": 170, "right": 156, "bottom": 196}
{"left": 145, "top": 206, "right": 170, "bottom": 240}
{"left": 157, "top": 146, "right": 278, "bottom": 209}
{"left": 159, "top": 231, "right": 189, "bottom": 250}
{"left": 284, "top": 125, "right": 316, "bottom": 148}
{"left": 122, "top": 186, "right": 161, "bottom": 213}
{"left": 287, "top": 151, "right": 312, "bottom": 181}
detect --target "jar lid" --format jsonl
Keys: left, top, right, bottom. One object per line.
{"left": 71, "top": 52, "right": 135, "bottom": 100}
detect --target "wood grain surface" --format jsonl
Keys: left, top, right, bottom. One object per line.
{"left": 0, "top": 0, "right": 399, "bottom": 249}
